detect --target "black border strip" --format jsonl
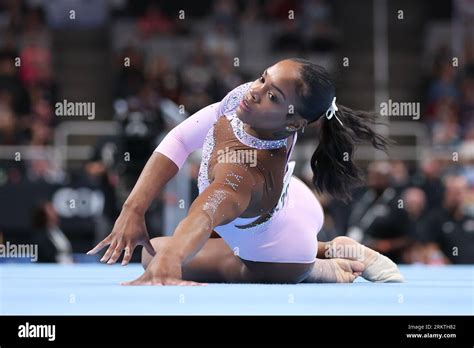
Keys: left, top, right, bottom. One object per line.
{"left": 0, "top": 315, "right": 472, "bottom": 346}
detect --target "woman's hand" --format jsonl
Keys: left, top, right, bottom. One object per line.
{"left": 122, "top": 255, "right": 207, "bottom": 286}
{"left": 87, "top": 207, "right": 156, "bottom": 265}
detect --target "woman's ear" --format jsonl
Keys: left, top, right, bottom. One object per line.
{"left": 286, "top": 116, "right": 307, "bottom": 132}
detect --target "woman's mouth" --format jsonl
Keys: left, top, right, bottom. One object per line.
{"left": 239, "top": 98, "right": 251, "bottom": 113}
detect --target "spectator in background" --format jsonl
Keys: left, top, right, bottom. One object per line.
{"left": 31, "top": 97, "right": 55, "bottom": 128}
{"left": 137, "top": 2, "right": 176, "bottom": 38}
{"left": 301, "top": 0, "right": 338, "bottom": 52}
{"left": 115, "top": 45, "right": 145, "bottom": 99}
{"left": 28, "top": 119, "right": 51, "bottom": 146}
{"left": 120, "top": 94, "right": 162, "bottom": 184}
{"left": 430, "top": 97, "right": 462, "bottom": 149}
{"left": 145, "top": 55, "right": 181, "bottom": 102}
{"left": 25, "top": 150, "right": 65, "bottom": 185}
{"left": 400, "top": 187, "right": 429, "bottom": 263}
{"left": 346, "top": 161, "right": 412, "bottom": 263}
{"left": 0, "top": 49, "right": 30, "bottom": 116}
{"left": 411, "top": 157, "right": 445, "bottom": 211}
{"left": 241, "top": 0, "right": 262, "bottom": 23}
{"left": 83, "top": 137, "right": 121, "bottom": 246}
{"left": 20, "top": 7, "right": 51, "bottom": 50}
{"left": 267, "top": 0, "right": 304, "bottom": 52}
{"left": 179, "top": 40, "right": 214, "bottom": 113}
{"left": 212, "top": 0, "right": 238, "bottom": 34}
{"left": 402, "top": 187, "right": 428, "bottom": 234}
{"left": 427, "top": 49, "right": 459, "bottom": 106}
{"left": 203, "top": 19, "right": 238, "bottom": 58}
{"left": 0, "top": 0, "right": 23, "bottom": 33}
{"left": 423, "top": 43, "right": 473, "bottom": 153}
{"left": 0, "top": 106, "right": 18, "bottom": 145}
{"left": 459, "top": 63, "right": 474, "bottom": 131}
{"left": 19, "top": 40, "right": 51, "bottom": 88}
{"left": 391, "top": 160, "right": 410, "bottom": 194}
{"left": 32, "top": 201, "right": 73, "bottom": 263}
{"left": 420, "top": 175, "right": 474, "bottom": 264}
{"left": 459, "top": 140, "right": 474, "bottom": 190}
{"left": 208, "top": 53, "right": 245, "bottom": 101}
{"left": 204, "top": 0, "right": 239, "bottom": 58}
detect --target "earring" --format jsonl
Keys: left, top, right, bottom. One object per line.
{"left": 285, "top": 126, "right": 295, "bottom": 132}
{"left": 302, "top": 127, "right": 305, "bottom": 134}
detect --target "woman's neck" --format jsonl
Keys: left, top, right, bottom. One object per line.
{"left": 243, "top": 123, "right": 290, "bottom": 141}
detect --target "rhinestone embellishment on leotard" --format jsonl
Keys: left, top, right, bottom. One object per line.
{"left": 226, "top": 114, "right": 288, "bottom": 150}
{"left": 197, "top": 126, "right": 216, "bottom": 193}
{"left": 202, "top": 189, "right": 227, "bottom": 226}
{"left": 224, "top": 172, "right": 243, "bottom": 191}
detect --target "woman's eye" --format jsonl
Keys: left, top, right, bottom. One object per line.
{"left": 268, "top": 92, "right": 276, "bottom": 102}
{"left": 259, "top": 75, "right": 265, "bottom": 83}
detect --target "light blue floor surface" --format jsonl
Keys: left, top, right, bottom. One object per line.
{"left": 1, "top": 264, "right": 472, "bottom": 315}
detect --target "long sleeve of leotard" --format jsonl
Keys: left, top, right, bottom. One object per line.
{"left": 154, "top": 82, "right": 252, "bottom": 170}
{"left": 153, "top": 101, "right": 221, "bottom": 170}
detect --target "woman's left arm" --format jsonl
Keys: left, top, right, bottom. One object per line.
{"left": 123, "top": 163, "right": 256, "bottom": 285}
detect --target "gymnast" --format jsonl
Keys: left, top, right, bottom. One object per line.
{"left": 88, "top": 58, "right": 404, "bottom": 285}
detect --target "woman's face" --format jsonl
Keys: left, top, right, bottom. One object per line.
{"left": 236, "top": 60, "right": 304, "bottom": 132}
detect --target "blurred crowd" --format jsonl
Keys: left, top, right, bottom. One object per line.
{"left": 113, "top": 0, "right": 338, "bottom": 115}
{"left": 0, "top": 0, "right": 472, "bottom": 264}
{"left": 0, "top": 4, "right": 59, "bottom": 173}
{"left": 311, "top": 20, "right": 474, "bottom": 264}
{"left": 0, "top": 2, "right": 120, "bottom": 262}
{"left": 424, "top": 45, "right": 474, "bottom": 150}
{"left": 309, "top": 158, "right": 474, "bottom": 265}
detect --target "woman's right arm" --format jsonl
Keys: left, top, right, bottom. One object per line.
{"left": 87, "top": 102, "right": 222, "bottom": 265}
{"left": 87, "top": 82, "right": 249, "bottom": 265}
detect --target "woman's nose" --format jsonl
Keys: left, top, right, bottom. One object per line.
{"left": 250, "top": 89, "right": 260, "bottom": 103}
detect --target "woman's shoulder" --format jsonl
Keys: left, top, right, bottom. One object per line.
{"left": 217, "top": 81, "right": 253, "bottom": 117}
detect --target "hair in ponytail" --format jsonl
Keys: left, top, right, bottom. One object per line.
{"left": 290, "top": 58, "right": 392, "bottom": 202}
{"left": 311, "top": 105, "right": 391, "bottom": 202}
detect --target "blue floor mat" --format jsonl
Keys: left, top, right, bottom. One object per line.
{"left": 1, "top": 264, "right": 473, "bottom": 315}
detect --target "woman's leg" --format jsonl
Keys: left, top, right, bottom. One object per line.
{"left": 302, "top": 258, "right": 365, "bottom": 283}
{"left": 144, "top": 237, "right": 318, "bottom": 283}
{"left": 318, "top": 237, "right": 378, "bottom": 265}
{"left": 143, "top": 237, "right": 362, "bottom": 284}
{"left": 142, "top": 236, "right": 250, "bottom": 283}
{"left": 317, "top": 236, "right": 404, "bottom": 282}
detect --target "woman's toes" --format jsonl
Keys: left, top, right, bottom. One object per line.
{"left": 362, "top": 253, "right": 405, "bottom": 283}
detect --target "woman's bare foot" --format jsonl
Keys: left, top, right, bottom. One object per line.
{"left": 303, "top": 258, "right": 365, "bottom": 283}
{"left": 324, "top": 236, "right": 404, "bottom": 283}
